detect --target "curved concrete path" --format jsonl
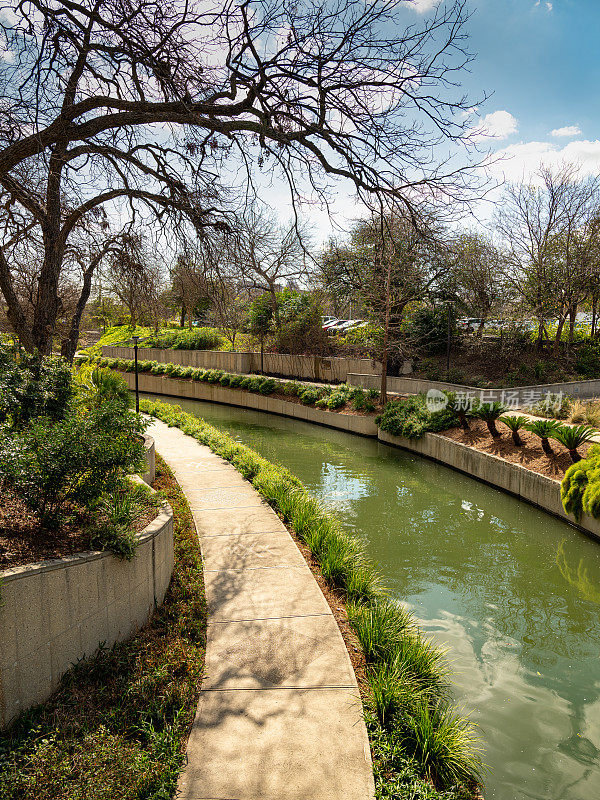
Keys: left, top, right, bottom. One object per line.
{"left": 148, "top": 418, "right": 375, "bottom": 800}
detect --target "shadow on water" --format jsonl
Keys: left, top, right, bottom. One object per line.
{"left": 145, "top": 393, "right": 600, "bottom": 800}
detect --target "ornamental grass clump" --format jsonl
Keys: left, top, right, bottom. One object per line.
{"left": 552, "top": 423, "right": 597, "bottom": 463}
{"left": 500, "top": 415, "right": 529, "bottom": 446}
{"left": 524, "top": 418, "right": 563, "bottom": 456}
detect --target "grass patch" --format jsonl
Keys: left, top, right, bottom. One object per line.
{"left": 0, "top": 456, "right": 206, "bottom": 799}
{"left": 141, "top": 399, "right": 484, "bottom": 798}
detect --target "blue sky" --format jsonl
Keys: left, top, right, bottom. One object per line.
{"left": 274, "top": 0, "right": 600, "bottom": 242}
{"left": 458, "top": 0, "right": 600, "bottom": 179}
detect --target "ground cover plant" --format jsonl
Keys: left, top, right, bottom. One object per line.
{"left": 141, "top": 399, "right": 484, "bottom": 799}
{"left": 0, "top": 457, "right": 206, "bottom": 800}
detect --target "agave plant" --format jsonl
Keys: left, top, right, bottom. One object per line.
{"left": 474, "top": 401, "right": 508, "bottom": 437}
{"left": 524, "top": 418, "right": 563, "bottom": 456}
{"left": 552, "top": 423, "right": 597, "bottom": 463}
{"left": 500, "top": 415, "right": 529, "bottom": 446}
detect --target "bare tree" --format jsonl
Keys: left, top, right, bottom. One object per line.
{"left": 227, "top": 206, "right": 310, "bottom": 321}
{"left": 322, "top": 205, "right": 452, "bottom": 401}
{"left": 170, "top": 249, "right": 211, "bottom": 329}
{"left": 107, "top": 234, "right": 164, "bottom": 330}
{"left": 0, "top": 0, "right": 486, "bottom": 353}
{"left": 452, "top": 232, "right": 507, "bottom": 336}
{"left": 497, "top": 164, "right": 600, "bottom": 352}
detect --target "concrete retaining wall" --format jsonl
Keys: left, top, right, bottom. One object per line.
{"left": 103, "top": 345, "right": 386, "bottom": 383}
{"left": 121, "top": 371, "right": 378, "bottom": 437}
{"left": 377, "top": 429, "right": 600, "bottom": 540}
{"left": 348, "top": 373, "right": 600, "bottom": 400}
{"left": 142, "top": 433, "right": 155, "bottom": 485}
{"left": 0, "top": 467, "right": 174, "bottom": 729}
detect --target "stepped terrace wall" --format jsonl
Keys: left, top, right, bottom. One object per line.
{"left": 0, "top": 439, "right": 173, "bottom": 730}
{"left": 102, "top": 345, "right": 393, "bottom": 383}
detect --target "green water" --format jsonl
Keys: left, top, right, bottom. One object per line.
{"left": 147, "top": 395, "right": 600, "bottom": 800}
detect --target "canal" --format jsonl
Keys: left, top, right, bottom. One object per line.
{"left": 147, "top": 395, "right": 600, "bottom": 800}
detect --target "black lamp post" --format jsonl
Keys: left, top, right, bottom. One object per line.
{"left": 445, "top": 300, "right": 453, "bottom": 377}
{"left": 132, "top": 336, "right": 140, "bottom": 412}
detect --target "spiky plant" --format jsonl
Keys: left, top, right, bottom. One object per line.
{"left": 552, "top": 423, "right": 597, "bottom": 463}
{"left": 524, "top": 418, "right": 563, "bottom": 456}
{"left": 500, "top": 415, "right": 529, "bottom": 446}
{"left": 474, "top": 401, "right": 508, "bottom": 437}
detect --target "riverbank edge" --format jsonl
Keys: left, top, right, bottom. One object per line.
{"left": 115, "top": 369, "right": 600, "bottom": 541}
{"left": 141, "top": 398, "right": 484, "bottom": 797}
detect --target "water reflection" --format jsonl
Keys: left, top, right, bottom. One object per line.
{"left": 147, "top": 395, "right": 600, "bottom": 799}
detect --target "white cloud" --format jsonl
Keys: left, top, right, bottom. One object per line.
{"left": 409, "top": 0, "right": 439, "bottom": 13}
{"left": 546, "top": 2, "right": 553, "bottom": 10}
{"left": 470, "top": 110, "right": 519, "bottom": 141}
{"left": 550, "top": 125, "right": 582, "bottom": 138}
{"left": 491, "top": 139, "right": 600, "bottom": 184}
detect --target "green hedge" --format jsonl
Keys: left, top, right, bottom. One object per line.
{"left": 141, "top": 399, "right": 484, "bottom": 798}
{"left": 96, "top": 357, "right": 380, "bottom": 412}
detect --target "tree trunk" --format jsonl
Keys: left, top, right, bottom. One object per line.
{"left": 477, "top": 318, "right": 485, "bottom": 338}
{"left": 61, "top": 254, "right": 102, "bottom": 363}
{"left": 458, "top": 412, "right": 470, "bottom": 431}
{"left": 569, "top": 448, "right": 581, "bottom": 463}
{"left": 187, "top": 304, "right": 193, "bottom": 329}
{"left": 553, "top": 317, "right": 566, "bottom": 356}
{"left": 541, "top": 437, "right": 553, "bottom": 456}
{"left": 31, "top": 240, "right": 65, "bottom": 355}
{"left": 379, "top": 246, "right": 392, "bottom": 405}
{"left": 180, "top": 305, "right": 186, "bottom": 327}
{"left": 486, "top": 420, "right": 500, "bottom": 437}
{"left": 512, "top": 430, "right": 522, "bottom": 446}
{"left": 0, "top": 249, "right": 35, "bottom": 352}
{"left": 592, "top": 296, "right": 597, "bottom": 338}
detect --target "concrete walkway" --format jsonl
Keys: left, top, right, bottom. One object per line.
{"left": 148, "top": 418, "right": 375, "bottom": 800}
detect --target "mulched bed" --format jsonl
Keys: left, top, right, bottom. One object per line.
{"left": 0, "top": 490, "right": 159, "bottom": 570}
{"left": 440, "top": 418, "right": 591, "bottom": 480}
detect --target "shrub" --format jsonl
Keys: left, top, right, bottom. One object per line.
{"left": 524, "top": 418, "right": 563, "bottom": 456}
{"left": 562, "top": 445, "right": 600, "bottom": 520}
{"left": 0, "top": 400, "right": 146, "bottom": 528}
{"left": 473, "top": 402, "right": 508, "bottom": 438}
{"left": 300, "top": 388, "right": 321, "bottom": 405}
{"left": 145, "top": 327, "right": 223, "bottom": 351}
{"left": 87, "top": 368, "right": 132, "bottom": 410}
{"left": 0, "top": 347, "right": 74, "bottom": 428}
{"left": 206, "top": 369, "right": 224, "bottom": 383}
{"left": 240, "top": 377, "right": 252, "bottom": 390}
{"left": 282, "top": 381, "right": 302, "bottom": 396}
{"left": 376, "top": 396, "right": 455, "bottom": 440}
{"left": 228, "top": 374, "right": 243, "bottom": 388}
{"left": 219, "top": 373, "right": 231, "bottom": 386}
{"left": 150, "top": 362, "right": 166, "bottom": 375}
{"left": 249, "top": 376, "right": 265, "bottom": 392}
{"left": 500, "top": 415, "right": 529, "bottom": 446}
{"left": 575, "top": 341, "right": 600, "bottom": 378}
{"left": 258, "top": 378, "right": 277, "bottom": 395}
{"left": 165, "top": 363, "right": 177, "bottom": 375}
{"left": 552, "top": 423, "right": 597, "bottom": 463}
{"left": 528, "top": 392, "right": 572, "bottom": 420}
{"left": 90, "top": 481, "right": 159, "bottom": 560}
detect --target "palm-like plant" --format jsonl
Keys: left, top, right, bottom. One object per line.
{"left": 474, "top": 401, "right": 508, "bottom": 437}
{"left": 444, "top": 392, "right": 470, "bottom": 431}
{"left": 500, "top": 415, "right": 529, "bottom": 446}
{"left": 524, "top": 418, "right": 563, "bottom": 456}
{"left": 552, "top": 423, "right": 597, "bottom": 463}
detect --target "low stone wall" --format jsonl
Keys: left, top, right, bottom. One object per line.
{"left": 142, "top": 433, "right": 155, "bottom": 485}
{"left": 348, "top": 373, "right": 600, "bottom": 401}
{"left": 102, "top": 345, "right": 387, "bottom": 383}
{"left": 0, "top": 464, "right": 174, "bottom": 729}
{"left": 377, "top": 429, "right": 600, "bottom": 540}
{"left": 121, "top": 371, "right": 378, "bottom": 437}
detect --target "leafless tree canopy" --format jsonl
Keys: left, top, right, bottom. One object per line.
{"left": 0, "top": 0, "right": 484, "bottom": 353}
